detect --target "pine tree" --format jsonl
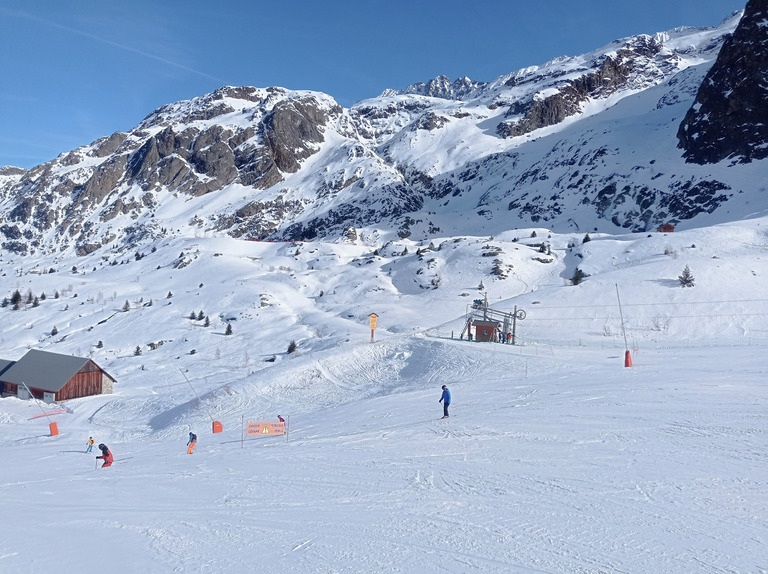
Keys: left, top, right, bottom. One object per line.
{"left": 51, "top": 326, "right": 58, "bottom": 336}
{"left": 97, "top": 340, "right": 104, "bottom": 348}
{"left": 571, "top": 268, "right": 587, "bottom": 285}
{"left": 32, "top": 296, "right": 39, "bottom": 307}
{"left": 678, "top": 265, "right": 695, "bottom": 287}
{"left": 123, "top": 300, "right": 130, "bottom": 312}
{"left": 11, "top": 289, "right": 21, "bottom": 309}
{"left": 225, "top": 323, "right": 233, "bottom": 336}
{"left": 190, "top": 311, "right": 197, "bottom": 320}
{"left": 204, "top": 316, "right": 210, "bottom": 327}
{"left": 134, "top": 345, "right": 142, "bottom": 356}
{"left": 197, "top": 310, "right": 205, "bottom": 320}
{"left": 582, "top": 233, "right": 591, "bottom": 244}
{"left": 287, "top": 340, "right": 297, "bottom": 354}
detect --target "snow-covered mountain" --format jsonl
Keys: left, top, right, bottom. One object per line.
{"left": 1, "top": 7, "right": 766, "bottom": 259}
{"left": 3, "top": 5, "right": 768, "bottom": 571}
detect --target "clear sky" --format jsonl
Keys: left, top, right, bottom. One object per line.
{"left": 0, "top": 0, "right": 746, "bottom": 169}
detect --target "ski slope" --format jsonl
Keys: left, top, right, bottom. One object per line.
{"left": 1, "top": 219, "right": 767, "bottom": 573}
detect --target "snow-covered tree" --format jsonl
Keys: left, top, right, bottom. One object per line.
{"left": 678, "top": 265, "right": 695, "bottom": 287}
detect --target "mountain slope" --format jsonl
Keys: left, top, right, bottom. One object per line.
{"left": 2, "top": 10, "right": 766, "bottom": 258}
{"left": 678, "top": 0, "right": 768, "bottom": 163}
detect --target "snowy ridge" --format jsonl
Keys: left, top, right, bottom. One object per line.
{"left": 1, "top": 11, "right": 764, "bottom": 259}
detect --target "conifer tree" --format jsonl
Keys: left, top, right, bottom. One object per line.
{"left": 678, "top": 265, "right": 695, "bottom": 287}
{"left": 571, "top": 268, "right": 587, "bottom": 285}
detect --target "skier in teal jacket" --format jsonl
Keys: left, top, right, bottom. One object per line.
{"left": 439, "top": 385, "right": 451, "bottom": 419}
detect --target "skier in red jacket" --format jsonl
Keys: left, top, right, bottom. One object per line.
{"left": 96, "top": 443, "right": 114, "bottom": 468}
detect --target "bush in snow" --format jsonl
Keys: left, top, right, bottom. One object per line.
{"left": 571, "top": 268, "right": 588, "bottom": 285}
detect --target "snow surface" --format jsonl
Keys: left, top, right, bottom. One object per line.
{"left": 1, "top": 216, "right": 767, "bottom": 573}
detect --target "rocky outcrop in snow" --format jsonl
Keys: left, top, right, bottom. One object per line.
{"left": 677, "top": 1, "right": 768, "bottom": 163}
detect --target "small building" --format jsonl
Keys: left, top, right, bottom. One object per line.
{"left": 472, "top": 320, "right": 500, "bottom": 343}
{"left": 658, "top": 223, "right": 675, "bottom": 233}
{"left": 0, "top": 349, "right": 115, "bottom": 403}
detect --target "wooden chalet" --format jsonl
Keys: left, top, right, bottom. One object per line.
{"left": 658, "top": 223, "right": 675, "bottom": 233}
{"left": 0, "top": 349, "right": 115, "bottom": 403}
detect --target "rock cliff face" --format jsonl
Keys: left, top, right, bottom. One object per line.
{"left": 0, "top": 9, "right": 764, "bottom": 256}
{"left": 677, "top": 0, "right": 768, "bottom": 163}
{"left": 499, "top": 36, "right": 667, "bottom": 138}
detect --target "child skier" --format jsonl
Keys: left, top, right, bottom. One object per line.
{"left": 85, "top": 437, "right": 95, "bottom": 453}
{"left": 187, "top": 432, "right": 197, "bottom": 454}
{"left": 96, "top": 444, "right": 113, "bottom": 468}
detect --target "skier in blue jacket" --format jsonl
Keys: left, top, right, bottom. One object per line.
{"left": 439, "top": 385, "right": 451, "bottom": 419}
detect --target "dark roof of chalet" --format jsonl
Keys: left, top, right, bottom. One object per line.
{"left": 0, "top": 349, "right": 115, "bottom": 393}
{"left": 472, "top": 320, "right": 500, "bottom": 327}
{"left": 0, "top": 359, "right": 16, "bottom": 378}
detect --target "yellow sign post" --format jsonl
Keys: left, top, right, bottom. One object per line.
{"left": 369, "top": 313, "right": 378, "bottom": 343}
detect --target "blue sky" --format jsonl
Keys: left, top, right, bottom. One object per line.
{"left": 0, "top": 0, "right": 746, "bottom": 169}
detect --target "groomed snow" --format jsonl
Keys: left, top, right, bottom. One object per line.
{"left": 1, "top": 218, "right": 767, "bottom": 573}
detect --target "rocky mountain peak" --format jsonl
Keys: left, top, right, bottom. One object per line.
{"left": 677, "top": 0, "right": 767, "bottom": 163}
{"left": 381, "top": 75, "right": 486, "bottom": 100}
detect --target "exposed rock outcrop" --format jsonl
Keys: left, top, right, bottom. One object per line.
{"left": 677, "top": 1, "right": 767, "bottom": 163}
{"left": 499, "top": 36, "right": 664, "bottom": 138}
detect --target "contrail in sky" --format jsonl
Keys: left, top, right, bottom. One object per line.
{"left": 2, "top": 7, "right": 225, "bottom": 83}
